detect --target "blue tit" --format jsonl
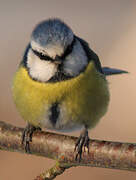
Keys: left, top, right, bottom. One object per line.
{"left": 12, "top": 18, "right": 128, "bottom": 160}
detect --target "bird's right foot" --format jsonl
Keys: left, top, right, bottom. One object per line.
{"left": 22, "top": 124, "right": 41, "bottom": 153}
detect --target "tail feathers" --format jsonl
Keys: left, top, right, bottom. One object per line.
{"left": 102, "top": 67, "right": 128, "bottom": 76}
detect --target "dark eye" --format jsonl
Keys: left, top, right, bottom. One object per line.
{"left": 32, "top": 49, "right": 53, "bottom": 61}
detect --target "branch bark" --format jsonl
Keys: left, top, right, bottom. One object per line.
{"left": 0, "top": 121, "right": 136, "bottom": 179}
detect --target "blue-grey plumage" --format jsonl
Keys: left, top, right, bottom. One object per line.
{"left": 13, "top": 18, "right": 127, "bottom": 160}
{"left": 32, "top": 19, "right": 73, "bottom": 47}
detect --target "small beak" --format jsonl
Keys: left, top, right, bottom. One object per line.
{"left": 54, "top": 55, "right": 62, "bottom": 65}
{"left": 54, "top": 61, "right": 62, "bottom": 65}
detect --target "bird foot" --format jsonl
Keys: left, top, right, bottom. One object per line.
{"left": 22, "top": 124, "right": 41, "bottom": 153}
{"left": 74, "top": 128, "right": 89, "bottom": 162}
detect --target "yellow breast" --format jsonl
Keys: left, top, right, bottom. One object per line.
{"left": 12, "top": 61, "right": 109, "bottom": 130}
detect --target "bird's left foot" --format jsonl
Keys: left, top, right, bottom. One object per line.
{"left": 22, "top": 124, "right": 41, "bottom": 153}
{"left": 74, "top": 128, "right": 90, "bottom": 161}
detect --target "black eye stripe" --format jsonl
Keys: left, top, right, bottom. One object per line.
{"left": 31, "top": 48, "right": 53, "bottom": 61}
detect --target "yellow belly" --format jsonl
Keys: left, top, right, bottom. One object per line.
{"left": 12, "top": 61, "right": 109, "bottom": 130}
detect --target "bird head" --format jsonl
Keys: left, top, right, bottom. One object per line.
{"left": 26, "top": 18, "right": 88, "bottom": 82}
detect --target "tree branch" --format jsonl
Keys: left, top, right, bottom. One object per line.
{"left": 0, "top": 121, "right": 136, "bottom": 179}
{"left": 34, "top": 162, "right": 69, "bottom": 180}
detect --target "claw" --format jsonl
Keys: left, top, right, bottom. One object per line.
{"left": 75, "top": 128, "right": 89, "bottom": 161}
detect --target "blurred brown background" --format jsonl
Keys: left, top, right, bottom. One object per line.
{"left": 0, "top": 0, "right": 136, "bottom": 179}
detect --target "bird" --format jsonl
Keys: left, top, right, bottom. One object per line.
{"left": 12, "top": 18, "right": 128, "bottom": 161}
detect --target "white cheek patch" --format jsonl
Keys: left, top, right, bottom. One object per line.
{"left": 63, "top": 40, "right": 88, "bottom": 76}
{"left": 27, "top": 49, "right": 57, "bottom": 82}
